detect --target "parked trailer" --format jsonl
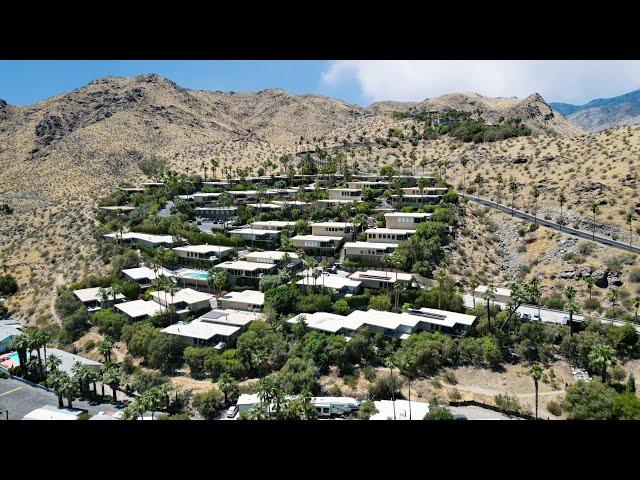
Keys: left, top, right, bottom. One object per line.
{"left": 310, "top": 397, "right": 360, "bottom": 418}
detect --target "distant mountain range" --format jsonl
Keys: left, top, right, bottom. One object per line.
{"left": 551, "top": 88, "right": 640, "bottom": 132}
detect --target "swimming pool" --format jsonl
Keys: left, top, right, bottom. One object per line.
{"left": 181, "top": 272, "right": 209, "bottom": 280}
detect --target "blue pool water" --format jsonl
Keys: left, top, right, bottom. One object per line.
{"left": 183, "top": 272, "right": 209, "bottom": 280}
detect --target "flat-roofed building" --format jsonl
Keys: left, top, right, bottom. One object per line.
{"left": 250, "top": 221, "right": 296, "bottom": 232}
{"left": 327, "top": 188, "right": 362, "bottom": 201}
{"left": 73, "top": 287, "right": 125, "bottom": 312}
{"left": 384, "top": 212, "right": 432, "bottom": 230}
{"left": 102, "top": 232, "right": 183, "bottom": 249}
{"left": 401, "top": 187, "right": 448, "bottom": 195}
{"left": 316, "top": 199, "right": 361, "bottom": 208}
{"left": 100, "top": 206, "right": 135, "bottom": 215}
{"left": 1, "top": 325, "right": 24, "bottom": 354}
{"left": 214, "top": 260, "right": 278, "bottom": 286}
{"left": 115, "top": 300, "right": 163, "bottom": 320}
{"left": 217, "top": 290, "right": 264, "bottom": 312}
{"left": 348, "top": 270, "right": 413, "bottom": 289}
{"left": 289, "top": 307, "right": 476, "bottom": 339}
{"left": 142, "top": 182, "right": 164, "bottom": 188}
{"left": 244, "top": 250, "right": 300, "bottom": 267}
{"left": 291, "top": 234, "right": 344, "bottom": 256}
{"left": 343, "top": 241, "right": 398, "bottom": 266}
{"left": 271, "top": 200, "right": 309, "bottom": 207}
{"left": 192, "top": 192, "right": 222, "bottom": 205}
{"left": 311, "top": 222, "right": 358, "bottom": 240}
{"left": 295, "top": 275, "right": 362, "bottom": 296}
{"left": 228, "top": 228, "right": 280, "bottom": 244}
{"left": 194, "top": 206, "right": 237, "bottom": 220}
{"left": 391, "top": 194, "right": 441, "bottom": 208}
{"left": 122, "top": 266, "right": 174, "bottom": 289}
{"left": 247, "top": 203, "right": 283, "bottom": 212}
{"left": 347, "top": 181, "right": 389, "bottom": 190}
{"left": 150, "top": 288, "right": 213, "bottom": 315}
{"left": 173, "top": 244, "right": 233, "bottom": 264}
{"left": 201, "top": 181, "right": 230, "bottom": 189}
{"left": 118, "top": 187, "right": 144, "bottom": 193}
{"left": 365, "top": 228, "right": 415, "bottom": 244}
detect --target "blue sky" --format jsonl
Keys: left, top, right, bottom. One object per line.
{"left": 1, "top": 60, "right": 640, "bottom": 106}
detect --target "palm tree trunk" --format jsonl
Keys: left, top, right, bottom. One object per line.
{"left": 534, "top": 381, "right": 539, "bottom": 419}
{"left": 58, "top": 393, "right": 64, "bottom": 409}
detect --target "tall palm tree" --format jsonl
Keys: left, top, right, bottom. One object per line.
{"left": 45, "top": 370, "right": 66, "bottom": 408}
{"left": 102, "top": 366, "right": 121, "bottom": 403}
{"left": 460, "top": 157, "right": 469, "bottom": 194}
{"left": 626, "top": 211, "right": 634, "bottom": 250}
{"left": 528, "top": 276, "right": 542, "bottom": 319}
{"left": 482, "top": 284, "right": 497, "bottom": 330}
{"left": 590, "top": 201, "right": 599, "bottom": 241}
{"left": 584, "top": 276, "right": 595, "bottom": 305}
{"left": 606, "top": 288, "right": 620, "bottom": 313}
{"left": 633, "top": 295, "right": 640, "bottom": 323}
{"left": 558, "top": 192, "right": 566, "bottom": 232}
{"left": 532, "top": 187, "right": 540, "bottom": 224}
{"left": 210, "top": 158, "right": 219, "bottom": 180}
{"left": 469, "top": 278, "right": 479, "bottom": 308}
{"left": 396, "top": 354, "right": 414, "bottom": 420}
{"left": 98, "top": 337, "right": 114, "bottom": 364}
{"left": 384, "top": 355, "right": 397, "bottom": 420}
{"left": 110, "top": 283, "right": 123, "bottom": 306}
{"left": 528, "top": 363, "right": 544, "bottom": 419}
{"left": 509, "top": 179, "right": 518, "bottom": 215}
{"left": 564, "top": 285, "right": 577, "bottom": 335}
{"left": 45, "top": 354, "right": 61, "bottom": 376}
{"left": 393, "top": 281, "right": 403, "bottom": 313}
{"left": 588, "top": 343, "right": 616, "bottom": 383}
{"left": 435, "top": 271, "right": 447, "bottom": 309}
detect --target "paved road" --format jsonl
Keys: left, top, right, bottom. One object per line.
{"left": 448, "top": 405, "right": 521, "bottom": 420}
{"left": 463, "top": 294, "right": 640, "bottom": 332}
{"left": 462, "top": 194, "right": 640, "bottom": 255}
{"left": 0, "top": 378, "right": 129, "bottom": 420}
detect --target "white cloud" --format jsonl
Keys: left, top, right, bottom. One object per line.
{"left": 321, "top": 60, "right": 640, "bottom": 105}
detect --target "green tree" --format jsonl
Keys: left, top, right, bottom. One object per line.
{"left": 588, "top": 343, "right": 616, "bottom": 383}
{"left": 528, "top": 363, "right": 544, "bottom": 419}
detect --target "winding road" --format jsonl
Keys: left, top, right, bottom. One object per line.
{"left": 462, "top": 194, "right": 640, "bottom": 255}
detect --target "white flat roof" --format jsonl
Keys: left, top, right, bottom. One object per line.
{"left": 36, "top": 347, "right": 102, "bottom": 374}
{"left": 349, "top": 270, "right": 413, "bottom": 283}
{"left": 173, "top": 244, "right": 233, "bottom": 254}
{"left": 162, "top": 320, "right": 240, "bottom": 340}
{"left": 100, "top": 206, "right": 135, "bottom": 211}
{"left": 219, "top": 290, "right": 265, "bottom": 306}
{"left": 365, "top": 228, "right": 416, "bottom": 235}
{"left": 122, "top": 266, "right": 173, "bottom": 281}
{"left": 296, "top": 275, "right": 361, "bottom": 290}
{"left": 292, "top": 234, "right": 344, "bottom": 243}
{"left": 247, "top": 203, "right": 283, "bottom": 209}
{"left": 344, "top": 241, "right": 399, "bottom": 250}
{"left": 328, "top": 188, "right": 361, "bottom": 192}
{"left": 193, "top": 192, "right": 222, "bottom": 198}
{"left": 215, "top": 260, "right": 276, "bottom": 272}
{"left": 272, "top": 200, "right": 309, "bottom": 206}
{"left": 384, "top": 212, "right": 432, "bottom": 218}
{"left": 197, "top": 308, "right": 261, "bottom": 327}
{"left": 250, "top": 221, "right": 297, "bottom": 229}
{"left": 245, "top": 251, "right": 299, "bottom": 262}
{"left": 195, "top": 206, "right": 237, "bottom": 211}
{"left": 115, "top": 300, "right": 163, "bottom": 318}
{"left": 288, "top": 312, "right": 355, "bottom": 333}
{"left": 103, "top": 232, "right": 178, "bottom": 244}
{"left": 151, "top": 288, "right": 213, "bottom": 305}
{"left": 371, "top": 400, "right": 429, "bottom": 420}
{"left": 23, "top": 405, "right": 83, "bottom": 420}
{"left": 73, "top": 287, "right": 125, "bottom": 303}
{"left": 229, "top": 228, "right": 279, "bottom": 236}
{"left": 311, "top": 222, "right": 353, "bottom": 228}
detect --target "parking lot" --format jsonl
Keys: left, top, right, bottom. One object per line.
{"left": 0, "top": 377, "right": 127, "bottom": 420}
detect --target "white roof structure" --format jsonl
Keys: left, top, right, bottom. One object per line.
{"left": 250, "top": 221, "right": 297, "bottom": 230}
{"left": 288, "top": 311, "right": 354, "bottom": 333}
{"left": 370, "top": 400, "right": 430, "bottom": 420}
{"left": 0, "top": 325, "right": 23, "bottom": 343}
{"left": 296, "top": 275, "right": 361, "bottom": 291}
{"left": 102, "top": 232, "right": 178, "bottom": 245}
{"left": 271, "top": 200, "right": 309, "bottom": 206}
{"left": 365, "top": 228, "right": 416, "bottom": 235}
{"left": 197, "top": 308, "right": 261, "bottom": 327}
{"left": 193, "top": 192, "right": 222, "bottom": 199}
{"left": 292, "top": 234, "right": 344, "bottom": 243}
{"left": 122, "top": 266, "right": 173, "bottom": 281}
{"left": 23, "top": 405, "right": 84, "bottom": 421}
{"left": 244, "top": 251, "right": 299, "bottom": 263}
{"left": 115, "top": 300, "right": 163, "bottom": 318}
{"left": 73, "top": 287, "right": 125, "bottom": 304}
{"left": 162, "top": 320, "right": 240, "bottom": 340}
{"left": 89, "top": 411, "right": 124, "bottom": 420}
{"left": 215, "top": 260, "right": 276, "bottom": 273}
{"left": 150, "top": 288, "right": 213, "bottom": 306}
{"left": 474, "top": 285, "right": 512, "bottom": 298}
{"left": 348, "top": 270, "right": 413, "bottom": 283}
{"left": 37, "top": 347, "right": 102, "bottom": 374}
{"left": 344, "top": 241, "right": 399, "bottom": 251}
{"left": 100, "top": 206, "right": 135, "bottom": 212}
{"left": 247, "top": 203, "right": 283, "bottom": 210}
{"left": 311, "top": 222, "right": 353, "bottom": 228}
{"left": 237, "top": 393, "right": 261, "bottom": 406}
{"left": 384, "top": 212, "right": 432, "bottom": 218}
{"left": 218, "top": 290, "right": 265, "bottom": 307}
{"left": 229, "top": 228, "right": 279, "bottom": 236}
{"left": 173, "top": 244, "right": 233, "bottom": 255}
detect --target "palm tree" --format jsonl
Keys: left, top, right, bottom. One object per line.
{"left": 509, "top": 179, "right": 518, "bottom": 215}
{"left": 393, "top": 280, "right": 403, "bottom": 312}
{"left": 72, "top": 362, "right": 91, "bottom": 399}
{"left": 469, "top": 278, "right": 479, "bottom": 308}
{"left": 532, "top": 187, "right": 540, "bottom": 224}
{"left": 201, "top": 161, "right": 208, "bottom": 181}
{"left": 395, "top": 354, "right": 415, "bottom": 420}
{"left": 98, "top": 337, "right": 114, "bottom": 363}
{"left": 45, "top": 353, "right": 62, "bottom": 376}
{"left": 626, "top": 211, "right": 634, "bottom": 250}
{"left": 460, "top": 157, "right": 469, "bottom": 193}
{"left": 110, "top": 283, "right": 123, "bottom": 305}
{"left": 59, "top": 373, "right": 79, "bottom": 408}
{"left": 633, "top": 295, "right": 640, "bottom": 323}
{"left": 102, "top": 366, "right": 121, "bottom": 403}
{"left": 588, "top": 343, "right": 616, "bottom": 383}
{"left": 558, "top": 192, "right": 566, "bottom": 232}
{"left": 214, "top": 270, "right": 229, "bottom": 298}
{"left": 45, "top": 370, "right": 66, "bottom": 408}
{"left": 527, "top": 276, "right": 542, "bottom": 319}
{"left": 434, "top": 271, "right": 447, "bottom": 309}
{"left": 590, "top": 201, "right": 599, "bottom": 241}
{"left": 564, "top": 285, "right": 576, "bottom": 335}
{"left": 482, "top": 284, "right": 497, "bottom": 329}
{"left": 217, "top": 372, "right": 235, "bottom": 405}
{"left": 210, "top": 158, "right": 219, "bottom": 180}
{"left": 606, "top": 288, "right": 620, "bottom": 313}
{"left": 584, "top": 276, "right": 595, "bottom": 305}
{"left": 384, "top": 355, "right": 397, "bottom": 420}
{"left": 528, "top": 363, "right": 544, "bottom": 419}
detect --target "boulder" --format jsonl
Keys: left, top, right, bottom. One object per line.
{"left": 592, "top": 267, "right": 609, "bottom": 288}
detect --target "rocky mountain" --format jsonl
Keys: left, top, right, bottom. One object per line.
{"left": 550, "top": 88, "right": 640, "bottom": 132}
{"left": 0, "top": 74, "right": 582, "bottom": 202}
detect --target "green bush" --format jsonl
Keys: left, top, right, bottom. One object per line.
{"left": 546, "top": 400, "right": 562, "bottom": 416}
{"left": 193, "top": 388, "right": 225, "bottom": 419}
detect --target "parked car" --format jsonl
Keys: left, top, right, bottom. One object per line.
{"left": 533, "top": 313, "right": 541, "bottom": 322}
{"left": 521, "top": 313, "right": 531, "bottom": 321}
{"left": 226, "top": 405, "right": 239, "bottom": 418}
{"left": 562, "top": 315, "right": 570, "bottom": 325}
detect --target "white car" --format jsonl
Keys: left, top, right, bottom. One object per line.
{"left": 226, "top": 405, "right": 239, "bottom": 418}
